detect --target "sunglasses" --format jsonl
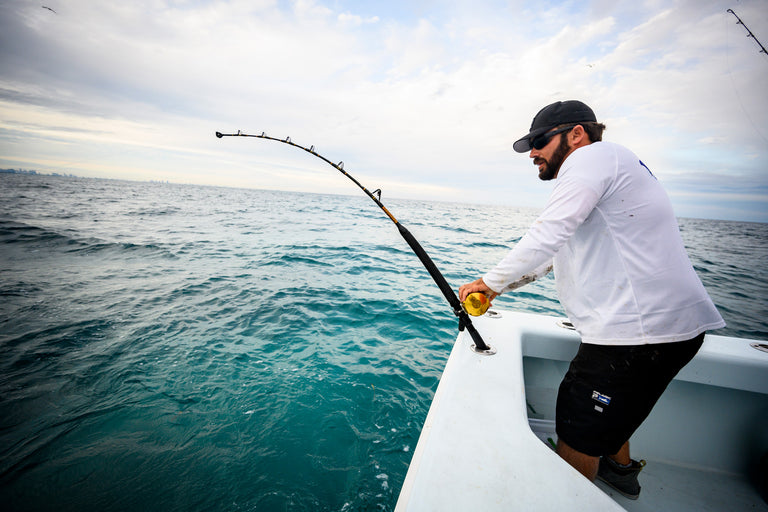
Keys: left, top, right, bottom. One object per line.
{"left": 531, "top": 125, "right": 575, "bottom": 150}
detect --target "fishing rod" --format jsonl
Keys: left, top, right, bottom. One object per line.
{"left": 215, "top": 130, "right": 492, "bottom": 353}
{"left": 727, "top": 9, "right": 767, "bottom": 57}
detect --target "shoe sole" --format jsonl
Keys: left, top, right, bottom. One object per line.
{"left": 596, "top": 475, "right": 640, "bottom": 500}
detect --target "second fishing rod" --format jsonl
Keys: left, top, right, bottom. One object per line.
{"left": 215, "top": 130, "right": 493, "bottom": 353}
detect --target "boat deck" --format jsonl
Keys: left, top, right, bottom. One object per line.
{"left": 612, "top": 460, "right": 766, "bottom": 511}
{"left": 530, "top": 419, "right": 767, "bottom": 511}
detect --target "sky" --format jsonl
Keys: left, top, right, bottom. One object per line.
{"left": 1, "top": 0, "right": 767, "bottom": 222}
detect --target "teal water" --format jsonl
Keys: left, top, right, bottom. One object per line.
{"left": 1, "top": 174, "right": 766, "bottom": 511}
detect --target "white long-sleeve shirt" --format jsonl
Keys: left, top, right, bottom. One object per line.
{"left": 484, "top": 141, "right": 725, "bottom": 345}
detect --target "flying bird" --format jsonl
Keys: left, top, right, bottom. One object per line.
{"left": 42, "top": 6, "right": 57, "bottom": 14}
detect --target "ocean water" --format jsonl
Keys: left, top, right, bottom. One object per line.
{"left": 1, "top": 173, "right": 766, "bottom": 511}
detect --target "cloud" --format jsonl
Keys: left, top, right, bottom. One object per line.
{"left": 338, "top": 12, "right": 380, "bottom": 26}
{"left": 0, "top": 0, "right": 766, "bottom": 221}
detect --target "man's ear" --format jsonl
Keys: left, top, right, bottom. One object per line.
{"left": 570, "top": 124, "right": 589, "bottom": 146}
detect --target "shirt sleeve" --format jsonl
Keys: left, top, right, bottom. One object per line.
{"left": 483, "top": 172, "right": 602, "bottom": 294}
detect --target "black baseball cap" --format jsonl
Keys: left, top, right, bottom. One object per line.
{"left": 513, "top": 100, "right": 597, "bottom": 153}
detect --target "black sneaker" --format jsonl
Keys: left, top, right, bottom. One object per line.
{"left": 597, "top": 456, "right": 646, "bottom": 500}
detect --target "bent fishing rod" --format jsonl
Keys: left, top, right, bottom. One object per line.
{"left": 727, "top": 9, "right": 767, "bottom": 57}
{"left": 215, "top": 130, "right": 492, "bottom": 353}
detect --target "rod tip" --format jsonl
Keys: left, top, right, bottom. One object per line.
{"left": 215, "top": 132, "right": 223, "bottom": 138}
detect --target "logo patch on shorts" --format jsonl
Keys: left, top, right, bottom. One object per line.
{"left": 592, "top": 391, "right": 611, "bottom": 406}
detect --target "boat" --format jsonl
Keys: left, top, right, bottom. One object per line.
{"left": 395, "top": 309, "right": 768, "bottom": 511}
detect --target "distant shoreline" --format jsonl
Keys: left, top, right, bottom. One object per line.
{"left": 1, "top": 168, "right": 78, "bottom": 178}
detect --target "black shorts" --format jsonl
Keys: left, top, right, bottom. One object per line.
{"left": 555, "top": 333, "right": 704, "bottom": 457}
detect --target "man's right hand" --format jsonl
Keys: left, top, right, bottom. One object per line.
{"left": 458, "top": 278, "right": 498, "bottom": 303}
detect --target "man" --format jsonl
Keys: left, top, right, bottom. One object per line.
{"left": 459, "top": 100, "right": 725, "bottom": 499}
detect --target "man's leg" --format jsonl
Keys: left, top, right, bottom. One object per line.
{"left": 556, "top": 438, "right": 599, "bottom": 480}
{"left": 557, "top": 436, "right": 646, "bottom": 500}
{"left": 608, "top": 441, "right": 631, "bottom": 466}
{"left": 597, "top": 442, "right": 646, "bottom": 500}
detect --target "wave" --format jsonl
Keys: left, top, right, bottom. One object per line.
{"left": 0, "top": 219, "right": 177, "bottom": 259}
{"left": 259, "top": 253, "right": 335, "bottom": 268}
{"left": 0, "top": 220, "right": 72, "bottom": 245}
{"left": 125, "top": 206, "right": 182, "bottom": 217}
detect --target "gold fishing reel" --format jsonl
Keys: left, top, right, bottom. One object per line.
{"left": 462, "top": 292, "right": 490, "bottom": 316}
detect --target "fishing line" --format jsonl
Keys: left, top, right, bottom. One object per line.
{"left": 215, "top": 130, "right": 492, "bottom": 353}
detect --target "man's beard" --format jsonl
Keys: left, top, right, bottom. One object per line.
{"left": 537, "top": 135, "right": 571, "bottom": 181}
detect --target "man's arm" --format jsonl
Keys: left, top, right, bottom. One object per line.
{"left": 459, "top": 260, "right": 553, "bottom": 302}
